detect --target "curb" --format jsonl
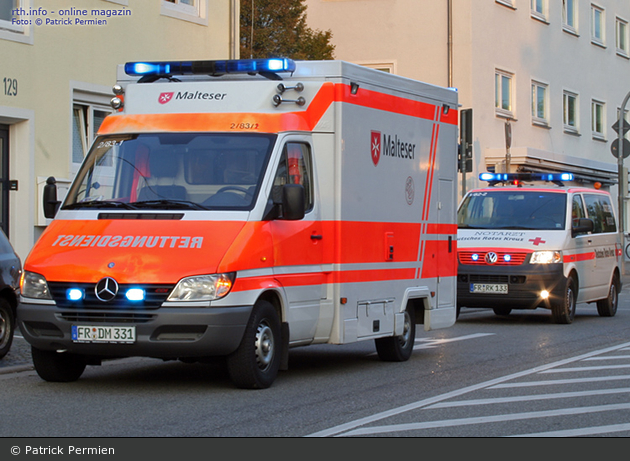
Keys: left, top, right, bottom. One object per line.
{"left": 0, "top": 364, "right": 34, "bottom": 375}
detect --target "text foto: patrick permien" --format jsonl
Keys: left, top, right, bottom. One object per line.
{"left": 24, "top": 446, "right": 115, "bottom": 455}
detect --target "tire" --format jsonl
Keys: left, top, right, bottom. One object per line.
{"left": 31, "top": 346, "right": 87, "bottom": 382}
{"left": 0, "top": 298, "right": 15, "bottom": 359}
{"left": 551, "top": 276, "right": 577, "bottom": 324}
{"left": 596, "top": 273, "right": 619, "bottom": 317}
{"left": 227, "top": 300, "right": 282, "bottom": 389}
{"left": 375, "top": 306, "right": 416, "bottom": 362}
{"left": 492, "top": 307, "right": 512, "bottom": 316}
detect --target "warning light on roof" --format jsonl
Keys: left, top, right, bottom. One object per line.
{"left": 479, "top": 172, "right": 574, "bottom": 185}
{"left": 124, "top": 58, "right": 297, "bottom": 77}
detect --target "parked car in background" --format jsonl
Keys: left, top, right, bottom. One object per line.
{"left": 0, "top": 228, "right": 21, "bottom": 359}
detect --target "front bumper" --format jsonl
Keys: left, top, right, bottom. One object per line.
{"left": 457, "top": 263, "right": 566, "bottom": 309}
{"left": 17, "top": 301, "right": 252, "bottom": 359}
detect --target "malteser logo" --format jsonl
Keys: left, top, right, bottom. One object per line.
{"left": 158, "top": 92, "right": 174, "bottom": 104}
{"left": 371, "top": 130, "right": 416, "bottom": 166}
{"left": 371, "top": 131, "right": 381, "bottom": 166}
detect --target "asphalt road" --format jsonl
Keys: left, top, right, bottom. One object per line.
{"left": 2, "top": 273, "right": 630, "bottom": 439}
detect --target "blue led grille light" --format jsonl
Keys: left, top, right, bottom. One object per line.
{"left": 124, "top": 58, "right": 297, "bottom": 77}
{"left": 66, "top": 288, "right": 85, "bottom": 301}
{"left": 125, "top": 288, "right": 146, "bottom": 302}
{"left": 479, "top": 173, "right": 574, "bottom": 183}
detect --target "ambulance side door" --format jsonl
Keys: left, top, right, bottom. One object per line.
{"left": 570, "top": 194, "right": 597, "bottom": 297}
{"left": 268, "top": 139, "right": 325, "bottom": 343}
{"left": 582, "top": 193, "right": 618, "bottom": 298}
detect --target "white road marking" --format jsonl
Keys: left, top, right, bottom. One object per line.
{"left": 306, "top": 340, "right": 630, "bottom": 437}
{"left": 508, "top": 423, "right": 630, "bottom": 437}
{"left": 414, "top": 333, "right": 495, "bottom": 349}
{"left": 339, "top": 403, "right": 630, "bottom": 437}
{"left": 489, "top": 374, "right": 630, "bottom": 389}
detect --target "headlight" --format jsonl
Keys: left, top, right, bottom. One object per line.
{"left": 20, "top": 271, "right": 52, "bottom": 299}
{"left": 167, "top": 273, "right": 235, "bottom": 302}
{"left": 530, "top": 250, "right": 562, "bottom": 264}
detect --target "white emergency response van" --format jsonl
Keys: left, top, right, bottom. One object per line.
{"left": 457, "top": 172, "right": 622, "bottom": 324}
{"left": 18, "top": 58, "right": 459, "bottom": 388}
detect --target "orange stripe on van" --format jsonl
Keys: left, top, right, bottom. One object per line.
{"left": 564, "top": 252, "right": 596, "bottom": 263}
{"left": 98, "top": 83, "right": 457, "bottom": 136}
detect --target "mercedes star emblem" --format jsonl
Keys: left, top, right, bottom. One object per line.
{"left": 95, "top": 277, "right": 119, "bottom": 302}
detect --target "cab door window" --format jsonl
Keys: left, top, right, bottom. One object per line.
{"left": 584, "top": 194, "right": 617, "bottom": 234}
{"left": 272, "top": 142, "right": 314, "bottom": 213}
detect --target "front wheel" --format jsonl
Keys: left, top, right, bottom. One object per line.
{"left": 31, "top": 347, "right": 87, "bottom": 382}
{"left": 596, "top": 273, "right": 619, "bottom": 317}
{"left": 375, "top": 306, "right": 416, "bottom": 362}
{"left": 551, "top": 276, "right": 577, "bottom": 324}
{"left": 0, "top": 298, "right": 15, "bottom": 359}
{"left": 227, "top": 300, "right": 282, "bottom": 389}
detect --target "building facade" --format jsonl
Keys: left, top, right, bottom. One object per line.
{"left": 0, "top": 0, "right": 239, "bottom": 259}
{"left": 305, "top": 0, "right": 630, "bottom": 224}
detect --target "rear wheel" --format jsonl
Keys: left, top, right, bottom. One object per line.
{"left": 0, "top": 298, "right": 15, "bottom": 359}
{"left": 375, "top": 306, "right": 416, "bottom": 362}
{"left": 227, "top": 300, "right": 281, "bottom": 389}
{"left": 31, "top": 347, "right": 87, "bottom": 382}
{"left": 551, "top": 276, "right": 577, "bottom": 324}
{"left": 596, "top": 273, "right": 619, "bottom": 317}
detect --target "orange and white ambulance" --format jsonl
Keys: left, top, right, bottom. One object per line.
{"left": 457, "top": 172, "right": 622, "bottom": 324}
{"left": 18, "top": 58, "right": 459, "bottom": 388}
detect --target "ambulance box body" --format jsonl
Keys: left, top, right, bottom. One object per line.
{"left": 457, "top": 173, "right": 622, "bottom": 324}
{"left": 18, "top": 59, "right": 458, "bottom": 388}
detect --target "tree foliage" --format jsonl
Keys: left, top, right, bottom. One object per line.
{"left": 240, "top": 0, "right": 335, "bottom": 60}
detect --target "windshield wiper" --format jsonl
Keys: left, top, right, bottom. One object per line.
{"left": 133, "top": 200, "right": 208, "bottom": 210}
{"left": 62, "top": 201, "right": 138, "bottom": 210}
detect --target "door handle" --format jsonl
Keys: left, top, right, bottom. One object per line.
{"left": 310, "top": 234, "right": 323, "bottom": 240}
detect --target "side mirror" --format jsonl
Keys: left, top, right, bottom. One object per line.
{"left": 572, "top": 217, "right": 594, "bottom": 237}
{"left": 43, "top": 176, "right": 61, "bottom": 219}
{"left": 281, "top": 184, "right": 305, "bottom": 221}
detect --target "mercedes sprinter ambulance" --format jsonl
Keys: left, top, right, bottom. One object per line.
{"left": 457, "top": 172, "right": 622, "bottom": 324}
{"left": 18, "top": 59, "right": 459, "bottom": 388}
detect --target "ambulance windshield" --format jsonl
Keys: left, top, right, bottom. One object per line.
{"left": 458, "top": 190, "right": 567, "bottom": 230}
{"left": 63, "top": 133, "right": 277, "bottom": 211}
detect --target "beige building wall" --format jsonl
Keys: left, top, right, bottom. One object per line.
{"left": 305, "top": 0, "right": 630, "bottom": 219}
{"left": 0, "top": 0, "right": 239, "bottom": 259}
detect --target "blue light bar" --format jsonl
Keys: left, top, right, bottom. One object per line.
{"left": 124, "top": 58, "right": 296, "bottom": 77}
{"left": 479, "top": 172, "right": 574, "bottom": 183}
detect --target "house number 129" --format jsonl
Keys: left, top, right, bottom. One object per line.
{"left": 3, "top": 78, "right": 17, "bottom": 96}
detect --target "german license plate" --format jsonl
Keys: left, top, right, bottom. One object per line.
{"left": 72, "top": 325, "right": 136, "bottom": 344}
{"left": 470, "top": 283, "right": 508, "bottom": 294}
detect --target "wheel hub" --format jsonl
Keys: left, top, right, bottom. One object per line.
{"left": 255, "top": 322, "right": 274, "bottom": 371}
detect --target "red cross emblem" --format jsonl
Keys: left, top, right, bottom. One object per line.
{"left": 529, "top": 237, "right": 546, "bottom": 245}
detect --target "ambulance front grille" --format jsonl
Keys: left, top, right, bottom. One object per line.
{"left": 467, "top": 275, "right": 510, "bottom": 284}
{"left": 48, "top": 282, "right": 173, "bottom": 310}
{"left": 58, "top": 312, "right": 155, "bottom": 324}
{"left": 458, "top": 251, "right": 528, "bottom": 266}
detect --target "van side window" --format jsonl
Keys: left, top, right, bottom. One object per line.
{"left": 584, "top": 194, "right": 617, "bottom": 234}
{"left": 572, "top": 195, "right": 587, "bottom": 236}
{"left": 272, "top": 142, "right": 314, "bottom": 212}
